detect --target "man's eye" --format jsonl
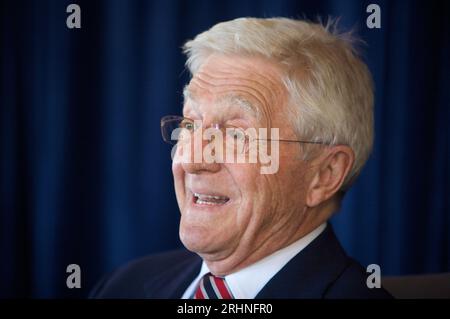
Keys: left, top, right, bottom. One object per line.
{"left": 180, "top": 120, "right": 195, "bottom": 131}
{"left": 227, "top": 128, "right": 246, "bottom": 141}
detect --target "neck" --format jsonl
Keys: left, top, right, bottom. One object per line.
{"left": 203, "top": 203, "right": 335, "bottom": 276}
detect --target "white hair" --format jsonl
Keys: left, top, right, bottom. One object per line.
{"left": 183, "top": 17, "right": 374, "bottom": 189}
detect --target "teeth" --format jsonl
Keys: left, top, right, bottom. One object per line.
{"left": 196, "top": 199, "right": 221, "bottom": 205}
{"left": 193, "top": 193, "right": 229, "bottom": 205}
{"left": 194, "top": 193, "right": 228, "bottom": 200}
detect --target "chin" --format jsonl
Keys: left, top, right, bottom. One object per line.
{"left": 180, "top": 223, "right": 209, "bottom": 252}
{"left": 179, "top": 224, "right": 228, "bottom": 255}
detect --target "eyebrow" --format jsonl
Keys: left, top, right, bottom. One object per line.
{"left": 182, "top": 85, "right": 259, "bottom": 118}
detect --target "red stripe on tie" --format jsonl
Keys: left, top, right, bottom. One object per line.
{"left": 213, "top": 277, "right": 233, "bottom": 299}
{"left": 194, "top": 284, "right": 204, "bottom": 299}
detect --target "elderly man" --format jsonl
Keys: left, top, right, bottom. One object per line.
{"left": 92, "top": 17, "right": 391, "bottom": 299}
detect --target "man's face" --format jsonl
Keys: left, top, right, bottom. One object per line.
{"left": 172, "top": 54, "right": 313, "bottom": 274}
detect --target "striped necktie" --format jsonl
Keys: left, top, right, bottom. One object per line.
{"left": 193, "top": 273, "right": 234, "bottom": 299}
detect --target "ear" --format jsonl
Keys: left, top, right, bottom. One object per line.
{"left": 306, "top": 145, "right": 355, "bottom": 208}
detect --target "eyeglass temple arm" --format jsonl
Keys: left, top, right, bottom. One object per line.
{"left": 255, "top": 138, "right": 326, "bottom": 145}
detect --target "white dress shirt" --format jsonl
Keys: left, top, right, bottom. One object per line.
{"left": 181, "top": 223, "right": 326, "bottom": 299}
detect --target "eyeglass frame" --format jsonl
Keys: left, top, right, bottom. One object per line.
{"left": 160, "top": 115, "right": 329, "bottom": 149}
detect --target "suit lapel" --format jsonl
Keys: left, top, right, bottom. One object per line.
{"left": 256, "top": 225, "right": 350, "bottom": 298}
{"left": 144, "top": 251, "right": 202, "bottom": 298}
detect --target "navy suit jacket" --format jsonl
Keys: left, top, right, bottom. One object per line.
{"left": 91, "top": 225, "right": 392, "bottom": 298}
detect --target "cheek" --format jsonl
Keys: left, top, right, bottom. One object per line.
{"left": 230, "top": 165, "right": 273, "bottom": 221}
{"left": 275, "top": 158, "right": 311, "bottom": 210}
{"left": 227, "top": 164, "right": 260, "bottom": 196}
{"left": 256, "top": 175, "right": 282, "bottom": 215}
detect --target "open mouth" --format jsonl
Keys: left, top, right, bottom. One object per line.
{"left": 193, "top": 193, "right": 230, "bottom": 206}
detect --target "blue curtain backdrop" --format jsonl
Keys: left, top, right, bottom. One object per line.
{"left": 0, "top": 0, "right": 448, "bottom": 298}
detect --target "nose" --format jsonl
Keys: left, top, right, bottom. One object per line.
{"left": 177, "top": 130, "right": 222, "bottom": 174}
{"left": 182, "top": 159, "right": 221, "bottom": 174}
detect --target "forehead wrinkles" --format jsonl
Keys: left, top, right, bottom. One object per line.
{"left": 188, "top": 61, "right": 286, "bottom": 128}
{"left": 190, "top": 74, "right": 266, "bottom": 120}
{"left": 184, "top": 85, "right": 260, "bottom": 120}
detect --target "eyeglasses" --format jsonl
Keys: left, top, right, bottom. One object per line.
{"left": 161, "top": 115, "right": 327, "bottom": 155}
